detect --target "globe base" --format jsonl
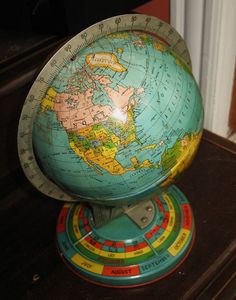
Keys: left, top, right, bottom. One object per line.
{"left": 56, "top": 185, "right": 195, "bottom": 287}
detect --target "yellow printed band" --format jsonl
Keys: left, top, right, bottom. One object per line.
{"left": 162, "top": 193, "right": 174, "bottom": 211}
{"left": 168, "top": 228, "right": 191, "bottom": 256}
{"left": 125, "top": 246, "right": 151, "bottom": 258}
{"left": 72, "top": 205, "right": 82, "bottom": 240}
{"left": 100, "top": 249, "right": 126, "bottom": 259}
{"left": 166, "top": 211, "right": 175, "bottom": 232}
{"left": 152, "top": 231, "right": 170, "bottom": 249}
{"left": 71, "top": 253, "right": 104, "bottom": 274}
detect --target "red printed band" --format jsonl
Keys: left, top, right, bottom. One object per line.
{"left": 57, "top": 206, "right": 69, "bottom": 233}
{"left": 102, "top": 265, "right": 140, "bottom": 277}
{"left": 155, "top": 196, "right": 164, "bottom": 212}
{"left": 145, "top": 225, "right": 160, "bottom": 239}
{"left": 181, "top": 204, "right": 193, "bottom": 230}
{"left": 125, "top": 241, "right": 148, "bottom": 252}
{"left": 161, "top": 212, "right": 169, "bottom": 229}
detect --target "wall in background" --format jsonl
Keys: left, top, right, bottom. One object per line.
{"left": 229, "top": 68, "right": 236, "bottom": 132}
{"left": 133, "top": 0, "right": 170, "bottom": 23}
{"left": 171, "top": 0, "right": 236, "bottom": 138}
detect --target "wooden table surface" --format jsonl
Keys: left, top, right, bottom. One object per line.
{"left": 0, "top": 40, "right": 236, "bottom": 300}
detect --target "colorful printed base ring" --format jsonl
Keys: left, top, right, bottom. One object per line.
{"left": 57, "top": 185, "right": 195, "bottom": 287}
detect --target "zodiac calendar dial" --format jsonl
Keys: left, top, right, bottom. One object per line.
{"left": 57, "top": 186, "right": 194, "bottom": 287}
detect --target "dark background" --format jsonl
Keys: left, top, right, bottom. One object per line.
{"left": 0, "top": 0, "right": 149, "bottom": 35}
{"left": 0, "top": 0, "right": 170, "bottom": 64}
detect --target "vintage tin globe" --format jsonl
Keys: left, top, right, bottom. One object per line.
{"left": 18, "top": 15, "right": 203, "bottom": 287}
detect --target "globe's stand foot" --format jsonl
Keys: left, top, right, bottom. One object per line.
{"left": 57, "top": 185, "right": 195, "bottom": 288}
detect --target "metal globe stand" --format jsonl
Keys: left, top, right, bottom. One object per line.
{"left": 57, "top": 185, "right": 195, "bottom": 287}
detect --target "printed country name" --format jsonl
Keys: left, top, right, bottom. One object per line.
{"left": 86, "top": 53, "right": 127, "bottom": 72}
{"left": 129, "top": 168, "right": 150, "bottom": 177}
{"left": 91, "top": 57, "right": 115, "bottom": 64}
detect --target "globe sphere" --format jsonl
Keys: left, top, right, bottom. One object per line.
{"left": 32, "top": 30, "right": 203, "bottom": 205}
